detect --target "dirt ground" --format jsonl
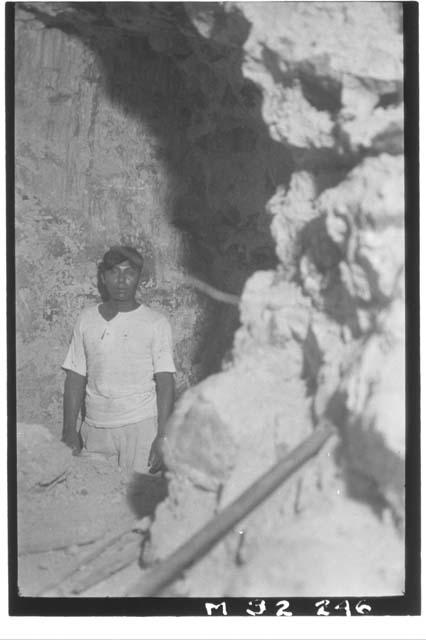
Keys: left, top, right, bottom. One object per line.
{"left": 16, "top": 420, "right": 404, "bottom": 598}
{"left": 17, "top": 423, "right": 167, "bottom": 596}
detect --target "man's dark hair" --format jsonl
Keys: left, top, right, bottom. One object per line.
{"left": 99, "top": 245, "right": 144, "bottom": 273}
{"left": 97, "top": 245, "right": 144, "bottom": 301}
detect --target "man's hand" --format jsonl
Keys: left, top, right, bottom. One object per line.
{"left": 148, "top": 435, "right": 167, "bottom": 474}
{"left": 62, "top": 428, "right": 82, "bottom": 455}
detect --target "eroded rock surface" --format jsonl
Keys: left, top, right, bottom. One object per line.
{"left": 145, "top": 1, "right": 405, "bottom": 596}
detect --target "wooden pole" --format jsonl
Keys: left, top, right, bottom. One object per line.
{"left": 126, "top": 423, "right": 335, "bottom": 596}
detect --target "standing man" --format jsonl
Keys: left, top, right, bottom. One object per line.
{"left": 61, "top": 246, "right": 175, "bottom": 474}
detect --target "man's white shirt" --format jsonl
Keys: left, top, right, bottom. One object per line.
{"left": 62, "top": 304, "right": 176, "bottom": 427}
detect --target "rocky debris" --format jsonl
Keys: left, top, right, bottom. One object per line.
{"left": 227, "top": 495, "right": 404, "bottom": 597}
{"left": 17, "top": 423, "right": 72, "bottom": 491}
{"left": 18, "top": 452, "right": 133, "bottom": 556}
{"left": 17, "top": 420, "right": 171, "bottom": 595}
{"left": 17, "top": 422, "right": 130, "bottom": 589}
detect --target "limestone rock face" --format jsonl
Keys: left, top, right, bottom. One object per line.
{"left": 237, "top": 1, "right": 403, "bottom": 154}
{"left": 15, "top": 2, "right": 284, "bottom": 432}
{"left": 297, "top": 153, "right": 405, "bottom": 518}
{"left": 145, "top": 1, "right": 405, "bottom": 596}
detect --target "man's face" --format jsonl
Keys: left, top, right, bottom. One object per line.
{"left": 101, "top": 260, "right": 140, "bottom": 302}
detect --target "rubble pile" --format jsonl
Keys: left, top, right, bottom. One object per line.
{"left": 17, "top": 423, "right": 142, "bottom": 594}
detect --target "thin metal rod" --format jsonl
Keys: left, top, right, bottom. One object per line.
{"left": 126, "top": 423, "right": 335, "bottom": 596}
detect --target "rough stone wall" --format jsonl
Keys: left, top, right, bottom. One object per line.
{"left": 146, "top": 2, "right": 405, "bottom": 596}
{"left": 15, "top": 12, "right": 204, "bottom": 429}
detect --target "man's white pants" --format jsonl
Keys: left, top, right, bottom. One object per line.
{"left": 80, "top": 417, "right": 157, "bottom": 474}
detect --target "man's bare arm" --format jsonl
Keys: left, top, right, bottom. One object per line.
{"left": 62, "top": 370, "right": 86, "bottom": 452}
{"left": 154, "top": 371, "right": 175, "bottom": 436}
{"left": 148, "top": 371, "right": 175, "bottom": 473}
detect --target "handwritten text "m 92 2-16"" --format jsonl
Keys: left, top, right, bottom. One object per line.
{"left": 204, "top": 599, "right": 372, "bottom": 616}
